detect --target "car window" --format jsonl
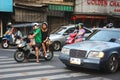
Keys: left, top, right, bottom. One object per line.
{"left": 52, "top": 27, "right": 67, "bottom": 34}
{"left": 64, "top": 27, "right": 75, "bottom": 35}
{"left": 84, "top": 28, "right": 91, "bottom": 33}
{"left": 88, "top": 30, "right": 120, "bottom": 42}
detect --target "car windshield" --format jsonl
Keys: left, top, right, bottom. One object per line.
{"left": 87, "top": 30, "right": 120, "bottom": 42}
{"left": 51, "top": 27, "right": 67, "bottom": 35}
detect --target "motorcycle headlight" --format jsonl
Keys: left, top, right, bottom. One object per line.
{"left": 61, "top": 48, "right": 70, "bottom": 55}
{"left": 87, "top": 51, "right": 104, "bottom": 59}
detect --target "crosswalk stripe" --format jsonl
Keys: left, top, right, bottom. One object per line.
{"left": 0, "top": 65, "right": 55, "bottom": 73}
{"left": 17, "top": 72, "right": 89, "bottom": 80}
{"left": 0, "top": 68, "right": 71, "bottom": 79}
{"left": 0, "top": 63, "right": 41, "bottom": 68}
{"left": 79, "top": 77, "right": 112, "bottom": 80}
{"left": 0, "top": 49, "right": 16, "bottom": 51}
{"left": 0, "top": 56, "right": 8, "bottom": 59}
{"left": 0, "top": 61, "right": 16, "bottom": 64}
{"left": 0, "top": 58, "right": 14, "bottom": 61}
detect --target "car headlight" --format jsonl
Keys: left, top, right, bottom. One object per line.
{"left": 61, "top": 48, "right": 70, "bottom": 55}
{"left": 87, "top": 51, "right": 104, "bottom": 59}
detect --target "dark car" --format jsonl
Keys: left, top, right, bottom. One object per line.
{"left": 59, "top": 28, "right": 120, "bottom": 73}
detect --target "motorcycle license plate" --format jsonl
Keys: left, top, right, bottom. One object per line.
{"left": 70, "top": 57, "right": 81, "bottom": 65}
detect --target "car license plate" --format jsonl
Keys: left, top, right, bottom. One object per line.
{"left": 70, "top": 57, "right": 81, "bottom": 65}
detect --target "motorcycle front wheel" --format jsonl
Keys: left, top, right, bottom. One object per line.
{"left": 14, "top": 50, "right": 25, "bottom": 62}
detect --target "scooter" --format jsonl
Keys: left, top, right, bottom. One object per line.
{"left": 1, "top": 34, "right": 21, "bottom": 49}
{"left": 66, "top": 33, "right": 77, "bottom": 44}
{"left": 14, "top": 37, "right": 54, "bottom": 62}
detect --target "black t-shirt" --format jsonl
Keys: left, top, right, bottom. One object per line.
{"left": 41, "top": 30, "right": 49, "bottom": 41}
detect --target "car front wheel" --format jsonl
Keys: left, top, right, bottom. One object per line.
{"left": 52, "top": 41, "right": 61, "bottom": 51}
{"left": 106, "top": 54, "right": 119, "bottom": 73}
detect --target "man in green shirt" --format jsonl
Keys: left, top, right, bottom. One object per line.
{"left": 29, "top": 23, "right": 42, "bottom": 62}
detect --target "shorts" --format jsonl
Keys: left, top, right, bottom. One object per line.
{"left": 35, "top": 42, "right": 42, "bottom": 49}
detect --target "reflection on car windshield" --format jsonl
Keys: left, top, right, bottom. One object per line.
{"left": 89, "top": 30, "right": 120, "bottom": 42}
{"left": 52, "top": 27, "right": 67, "bottom": 35}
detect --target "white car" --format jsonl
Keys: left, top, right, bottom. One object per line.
{"left": 49, "top": 24, "right": 92, "bottom": 51}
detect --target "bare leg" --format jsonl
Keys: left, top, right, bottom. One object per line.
{"left": 35, "top": 47, "right": 39, "bottom": 62}
{"left": 42, "top": 42, "right": 47, "bottom": 56}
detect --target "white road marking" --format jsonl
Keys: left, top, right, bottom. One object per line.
{"left": 0, "top": 68, "right": 71, "bottom": 79}
{"left": 0, "top": 62, "right": 41, "bottom": 68}
{"left": 0, "top": 65, "right": 55, "bottom": 73}
{"left": 17, "top": 72, "right": 89, "bottom": 80}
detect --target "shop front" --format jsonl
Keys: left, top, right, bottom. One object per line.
{"left": 0, "top": 0, "right": 13, "bottom": 37}
{"left": 73, "top": 0, "right": 120, "bottom": 28}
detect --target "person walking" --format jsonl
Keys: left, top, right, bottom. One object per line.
{"left": 28, "top": 23, "right": 42, "bottom": 62}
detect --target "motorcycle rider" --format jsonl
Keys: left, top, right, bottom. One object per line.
{"left": 75, "top": 23, "right": 85, "bottom": 43}
{"left": 28, "top": 23, "right": 42, "bottom": 62}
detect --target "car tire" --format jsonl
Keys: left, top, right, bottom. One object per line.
{"left": 52, "top": 41, "right": 61, "bottom": 51}
{"left": 105, "top": 54, "right": 119, "bottom": 73}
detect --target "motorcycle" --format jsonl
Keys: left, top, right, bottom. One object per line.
{"left": 1, "top": 34, "right": 21, "bottom": 49}
{"left": 14, "top": 37, "right": 54, "bottom": 62}
{"left": 66, "top": 33, "right": 77, "bottom": 44}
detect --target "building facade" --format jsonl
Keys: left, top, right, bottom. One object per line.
{"left": 72, "top": 0, "right": 120, "bottom": 28}
{"left": 14, "top": 0, "right": 74, "bottom": 32}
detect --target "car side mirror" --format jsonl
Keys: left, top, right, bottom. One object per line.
{"left": 109, "top": 38, "right": 116, "bottom": 42}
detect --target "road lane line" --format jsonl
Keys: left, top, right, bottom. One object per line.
{"left": 0, "top": 56, "right": 8, "bottom": 59}
{"left": 0, "top": 63, "right": 41, "bottom": 68}
{"left": 17, "top": 72, "right": 89, "bottom": 80}
{"left": 0, "top": 58, "right": 14, "bottom": 61}
{"left": 0, "top": 65, "right": 55, "bottom": 73}
{"left": 0, "top": 68, "right": 71, "bottom": 79}
{"left": 0, "top": 61, "right": 16, "bottom": 64}
{"left": 79, "top": 77, "right": 112, "bottom": 80}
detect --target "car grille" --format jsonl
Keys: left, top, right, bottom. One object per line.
{"left": 70, "top": 49, "right": 87, "bottom": 58}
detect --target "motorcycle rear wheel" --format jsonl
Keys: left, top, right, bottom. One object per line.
{"left": 1, "top": 40, "right": 9, "bottom": 49}
{"left": 44, "top": 50, "right": 54, "bottom": 61}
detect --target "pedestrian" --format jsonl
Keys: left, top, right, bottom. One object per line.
{"left": 41, "top": 22, "right": 50, "bottom": 58}
{"left": 75, "top": 23, "right": 85, "bottom": 43}
{"left": 28, "top": 23, "right": 42, "bottom": 62}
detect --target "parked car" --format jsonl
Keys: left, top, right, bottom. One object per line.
{"left": 59, "top": 28, "right": 120, "bottom": 73}
{"left": 49, "top": 24, "right": 92, "bottom": 51}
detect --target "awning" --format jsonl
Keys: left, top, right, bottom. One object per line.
{"left": 15, "top": 3, "right": 47, "bottom": 8}
{"left": 73, "top": 15, "right": 106, "bottom": 19}
{"left": 48, "top": 4, "right": 73, "bottom": 12}
{"left": 13, "top": 23, "right": 42, "bottom": 28}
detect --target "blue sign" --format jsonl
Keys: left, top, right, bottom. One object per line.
{"left": 0, "top": 0, "right": 13, "bottom": 12}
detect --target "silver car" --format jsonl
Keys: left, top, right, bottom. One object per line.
{"left": 49, "top": 24, "right": 92, "bottom": 51}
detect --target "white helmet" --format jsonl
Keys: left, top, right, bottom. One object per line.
{"left": 32, "top": 23, "right": 39, "bottom": 29}
{"left": 8, "top": 22, "right": 12, "bottom": 25}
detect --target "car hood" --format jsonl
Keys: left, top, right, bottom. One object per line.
{"left": 64, "top": 41, "right": 120, "bottom": 51}
{"left": 49, "top": 34, "right": 61, "bottom": 41}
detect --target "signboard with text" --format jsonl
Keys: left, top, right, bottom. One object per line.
{"left": 0, "top": 0, "right": 13, "bottom": 12}
{"left": 75, "top": 0, "right": 120, "bottom": 15}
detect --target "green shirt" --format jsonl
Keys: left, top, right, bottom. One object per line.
{"left": 34, "top": 28, "right": 42, "bottom": 43}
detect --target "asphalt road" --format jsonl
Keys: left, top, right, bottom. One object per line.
{"left": 0, "top": 47, "right": 120, "bottom": 80}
